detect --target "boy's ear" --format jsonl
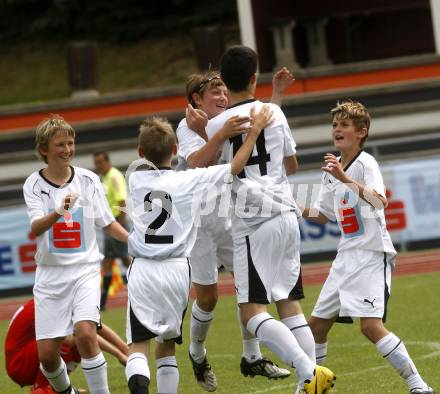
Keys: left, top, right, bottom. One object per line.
{"left": 358, "top": 127, "right": 368, "bottom": 139}
{"left": 192, "top": 92, "right": 202, "bottom": 108}
{"left": 250, "top": 74, "right": 257, "bottom": 85}
{"left": 138, "top": 146, "right": 144, "bottom": 158}
{"left": 172, "top": 144, "right": 178, "bottom": 156}
{"left": 38, "top": 146, "right": 47, "bottom": 159}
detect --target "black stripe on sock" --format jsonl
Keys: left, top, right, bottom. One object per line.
{"left": 383, "top": 340, "right": 402, "bottom": 358}
{"left": 128, "top": 356, "right": 147, "bottom": 363}
{"left": 316, "top": 355, "right": 327, "bottom": 360}
{"left": 290, "top": 324, "right": 309, "bottom": 331}
{"left": 82, "top": 360, "right": 107, "bottom": 371}
{"left": 254, "top": 317, "right": 274, "bottom": 337}
{"left": 191, "top": 313, "right": 213, "bottom": 323}
{"left": 48, "top": 365, "right": 66, "bottom": 380}
{"left": 157, "top": 364, "right": 178, "bottom": 369}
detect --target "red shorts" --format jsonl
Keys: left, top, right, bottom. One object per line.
{"left": 6, "top": 341, "right": 81, "bottom": 387}
{"left": 6, "top": 340, "right": 40, "bottom": 386}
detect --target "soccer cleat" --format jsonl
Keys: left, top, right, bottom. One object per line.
{"left": 240, "top": 357, "right": 291, "bottom": 379}
{"left": 410, "top": 388, "right": 435, "bottom": 394}
{"left": 189, "top": 352, "right": 217, "bottom": 392}
{"left": 302, "top": 366, "right": 336, "bottom": 394}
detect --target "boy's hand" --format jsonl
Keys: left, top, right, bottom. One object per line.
{"left": 272, "top": 67, "right": 295, "bottom": 96}
{"left": 250, "top": 105, "right": 274, "bottom": 134}
{"left": 55, "top": 192, "right": 80, "bottom": 215}
{"left": 322, "top": 153, "right": 349, "bottom": 182}
{"left": 186, "top": 104, "right": 209, "bottom": 140}
{"left": 219, "top": 115, "right": 251, "bottom": 139}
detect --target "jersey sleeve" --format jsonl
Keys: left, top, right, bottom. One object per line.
{"left": 364, "top": 158, "right": 386, "bottom": 198}
{"left": 92, "top": 176, "right": 115, "bottom": 227}
{"left": 197, "top": 163, "right": 232, "bottom": 187}
{"left": 23, "top": 176, "right": 44, "bottom": 224}
{"left": 176, "top": 121, "right": 206, "bottom": 161}
{"left": 269, "top": 104, "right": 296, "bottom": 157}
{"left": 312, "top": 174, "right": 336, "bottom": 221}
{"left": 283, "top": 125, "right": 296, "bottom": 157}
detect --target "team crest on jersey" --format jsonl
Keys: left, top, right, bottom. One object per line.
{"left": 49, "top": 208, "right": 85, "bottom": 253}
{"left": 337, "top": 191, "right": 365, "bottom": 238}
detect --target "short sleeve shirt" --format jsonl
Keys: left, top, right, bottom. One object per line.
{"left": 23, "top": 166, "right": 115, "bottom": 266}
{"left": 314, "top": 151, "right": 395, "bottom": 255}
{"left": 127, "top": 163, "right": 232, "bottom": 259}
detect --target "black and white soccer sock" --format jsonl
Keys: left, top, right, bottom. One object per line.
{"left": 126, "top": 352, "right": 150, "bottom": 394}
{"left": 81, "top": 352, "right": 109, "bottom": 394}
{"left": 156, "top": 356, "right": 179, "bottom": 394}
{"left": 376, "top": 333, "right": 428, "bottom": 391}
{"left": 40, "top": 358, "right": 71, "bottom": 393}
{"left": 237, "top": 307, "right": 262, "bottom": 362}
{"left": 189, "top": 302, "right": 214, "bottom": 363}
{"left": 247, "top": 312, "right": 315, "bottom": 383}
{"left": 315, "top": 342, "right": 328, "bottom": 365}
{"left": 282, "top": 314, "right": 316, "bottom": 362}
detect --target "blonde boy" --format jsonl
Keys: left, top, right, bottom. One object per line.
{"left": 23, "top": 115, "right": 128, "bottom": 394}
{"left": 303, "top": 101, "right": 434, "bottom": 394}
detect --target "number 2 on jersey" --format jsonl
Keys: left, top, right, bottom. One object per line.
{"left": 230, "top": 131, "right": 270, "bottom": 178}
{"left": 144, "top": 191, "right": 174, "bottom": 244}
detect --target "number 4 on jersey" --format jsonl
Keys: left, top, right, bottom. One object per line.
{"left": 230, "top": 131, "right": 270, "bottom": 178}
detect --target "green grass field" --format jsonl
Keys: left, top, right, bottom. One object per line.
{"left": 1, "top": 272, "right": 439, "bottom": 393}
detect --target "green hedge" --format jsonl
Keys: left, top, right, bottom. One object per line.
{"left": 0, "top": 0, "right": 236, "bottom": 42}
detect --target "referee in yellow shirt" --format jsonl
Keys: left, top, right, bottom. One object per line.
{"left": 94, "top": 151, "right": 131, "bottom": 310}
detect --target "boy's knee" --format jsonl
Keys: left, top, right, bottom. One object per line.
{"left": 360, "top": 318, "right": 386, "bottom": 342}
{"left": 196, "top": 290, "right": 218, "bottom": 312}
{"left": 308, "top": 316, "right": 330, "bottom": 342}
{"left": 39, "top": 355, "right": 61, "bottom": 372}
{"left": 155, "top": 340, "right": 175, "bottom": 359}
{"left": 74, "top": 324, "right": 98, "bottom": 354}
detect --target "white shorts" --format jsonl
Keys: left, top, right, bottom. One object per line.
{"left": 126, "top": 257, "right": 191, "bottom": 344}
{"left": 233, "top": 212, "right": 303, "bottom": 304}
{"left": 191, "top": 216, "right": 233, "bottom": 285}
{"left": 33, "top": 263, "right": 101, "bottom": 340}
{"left": 312, "top": 249, "right": 394, "bottom": 320}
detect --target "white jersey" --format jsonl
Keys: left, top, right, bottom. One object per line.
{"left": 127, "top": 164, "right": 232, "bottom": 259}
{"left": 23, "top": 166, "right": 115, "bottom": 266}
{"left": 313, "top": 151, "right": 396, "bottom": 256}
{"left": 206, "top": 99, "right": 297, "bottom": 236}
{"left": 175, "top": 118, "right": 206, "bottom": 171}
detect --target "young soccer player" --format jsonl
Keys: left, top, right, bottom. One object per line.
{"left": 176, "top": 69, "right": 293, "bottom": 390}
{"left": 124, "top": 109, "right": 273, "bottom": 394}
{"left": 22, "top": 115, "right": 129, "bottom": 394}
{"left": 205, "top": 45, "right": 336, "bottom": 394}
{"left": 5, "top": 298, "right": 129, "bottom": 394}
{"left": 302, "top": 100, "right": 434, "bottom": 394}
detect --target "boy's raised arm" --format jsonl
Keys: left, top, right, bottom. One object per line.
{"left": 322, "top": 153, "right": 387, "bottom": 209}
{"left": 187, "top": 114, "right": 250, "bottom": 169}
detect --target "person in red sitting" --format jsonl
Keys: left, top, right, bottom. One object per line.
{"left": 5, "top": 299, "right": 128, "bottom": 394}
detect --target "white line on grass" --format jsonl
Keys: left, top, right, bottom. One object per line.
{"left": 244, "top": 341, "right": 439, "bottom": 393}
{"left": 336, "top": 341, "right": 440, "bottom": 377}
